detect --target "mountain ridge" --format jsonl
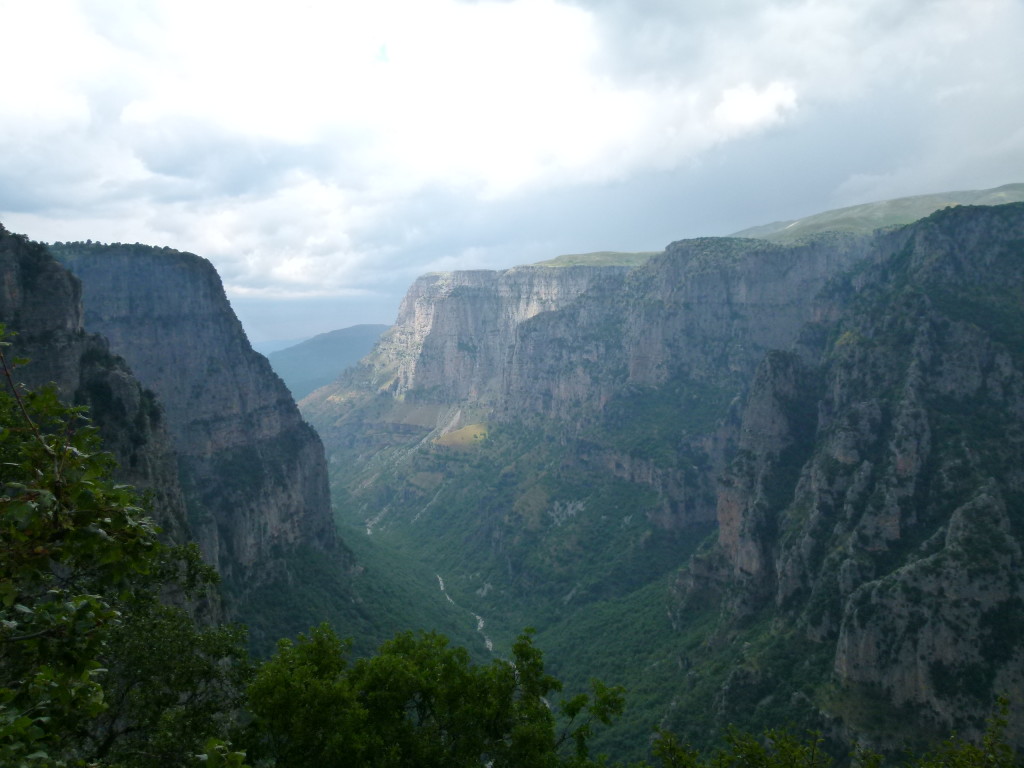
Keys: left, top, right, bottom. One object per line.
{"left": 301, "top": 200, "right": 1024, "bottom": 759}
{"left": 50, "top": 241, "right": 344, "bottom": 643}
{"left": 731, "top": 182, "right": 1024, "bottom": 242}
{"left": 267, "top": 323, "right": 389, "bottom": 400}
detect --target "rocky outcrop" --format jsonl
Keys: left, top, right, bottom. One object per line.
{"left": 366, "top": 265, "right": 632, "bottom": 404}
{"left": 682, "top": 203, "right": 1024, "bottom": 748}
{"left": 53, "top": 242, "right": 338, "bottom": 589}
{"left": 0, "top": 224, "right": 190, "bottom": 545}
{"left": 504, "top": 234, "right": 868, "bottom": 422}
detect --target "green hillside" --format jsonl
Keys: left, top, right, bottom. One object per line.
{"left": 267, "top": 323, "right": 389, "bottom": 399}
{"left": 733, "top": 182, "right": 1024, "bottom": 242}
{"left": 532, "top": 250, "right": 661, "bottom": 267}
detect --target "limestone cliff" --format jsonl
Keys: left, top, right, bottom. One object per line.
{"left": 302, "top": 262, "right": 632, "bottom": 473}
{"left": 304, "top": 201, "right": 1024, "bottom": 758}
{"left": 0, "top": 224, "right": 190, "bottom": 545}
{"left": 503, "top": 234, "right": 869, "bottom": 423}
{"left": 357, "top": 264, "right": 632, "bottom": 403}
{"left": 673, "top": 203, "right": 1024, "bottom": 750}
{"left": 52, "top": 242, "right": 338, "bottom": 592}
{"left": 311, "top": 235, "right": 880, "bottom": 562}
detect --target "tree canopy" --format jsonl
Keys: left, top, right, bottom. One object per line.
{"left": 0, "top": 331, "right": 247, "bottom": 766}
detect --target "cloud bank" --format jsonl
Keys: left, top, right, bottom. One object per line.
{"left": 1, "top": 0, "right": 1022, "bottom": 339}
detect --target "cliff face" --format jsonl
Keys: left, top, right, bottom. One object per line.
{"left": 304, "top": 234, "right": 874, "bottom": 548}
{"left": 674, "top": 204, "right": 1024, "bottom": 749}
{"left": 304, "top": 202, "right": 1024, "bottom": 757}
{"left": 301, "top": 262, "right": 636, "bottom": 499}
{"left": 53, "top": 243, "right": 338, "bottom": 589}
{"left": 364, "top": 264, "right": 632, "bottom": 403}
{"left": 0, "top": 225, "right": 190, "bottom": 545}
{"left": 502, "top": 234, "right": 870, "bottom": 422}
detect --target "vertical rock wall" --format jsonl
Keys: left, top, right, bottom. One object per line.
{"left": 53, "top": 243, "right": 338, "bottom": 589}
{"left": 0, "top": 225, "right": 191, "bottom": 545}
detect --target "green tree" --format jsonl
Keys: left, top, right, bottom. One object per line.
{"left": 246, "top": 624, "right": 625, "bottom": 768}
{"left": 0, "top": 332, "right": 249, "bottom": 766}
{"left": 910, "top": 697, "right": 1018, "bottom": 768}
{"left": 245, "top": 623, "right": 368, "bottom": 766}
{"left": 82, "top": 597, "right": 250, "bottom": 766}
{"left": 645, "top": 702, "right": 1022, "bottom": 768}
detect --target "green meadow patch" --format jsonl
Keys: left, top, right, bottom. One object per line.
{"left": 434, "top": 422, "right": 489, "bottom": 448}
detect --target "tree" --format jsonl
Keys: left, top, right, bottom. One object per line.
{"left": 245, "top": 623, "right": 367, "bottom": 767}
{"left": 0, "top": 331, "right": 249, "bottom": 766}
{"left": 246, "top": 624, "right": 626, "bottom": 768}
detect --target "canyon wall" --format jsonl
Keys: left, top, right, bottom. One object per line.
{"left": 304, "top": 203, "right": 1024, "bottom": 755}
{"left": 53, "top": 242, "right": 338, "bottom": 592}
{"left": 0, "top": 224, "right": 190, "bottom": 545}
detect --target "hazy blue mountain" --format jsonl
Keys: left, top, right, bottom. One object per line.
{"left": 251, "top": 337, "right": 309, "bottom": 355}
{"left": 268, "top": 324, "right": 390, "bottom": 400}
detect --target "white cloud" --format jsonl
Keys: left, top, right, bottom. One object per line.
{"left": 712, "top": 82, "right": 796, "bottom": 134}
{"left": 2, "top": 0, "right": 1024, "bottom": 336}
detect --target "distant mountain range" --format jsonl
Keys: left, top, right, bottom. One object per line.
{"left": 267, "top": 324, "right": 390, "bottom": 400}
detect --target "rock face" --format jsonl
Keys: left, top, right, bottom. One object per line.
{"left": 53, "top": 242, "right": 337, "bottom": 591}
{"left": 365, "top": 265, "right": 633, "bottom": 403}
{"left": 674, "top": 204, "right": 1024, "bottom": 750}
{"left": 301, "top": 262, "right": 636, "bottom": 489}
{"left": 502, "top": 234, "right": 869, "bottom": 422}
{"left": 0, "top": 225, "right": 190, "bottom": 545}
{"left": 305, "top": 235, "right": 872, "bottom": 539}
{"left": 305, "top": 202, "right": 1024, "bottom": 757}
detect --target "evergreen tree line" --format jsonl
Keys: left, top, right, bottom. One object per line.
{"left": 1, "top": 332, "right": 1019, "bottom": 767}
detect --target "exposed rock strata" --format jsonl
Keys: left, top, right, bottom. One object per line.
{"left": 54, "top": 243, "right": 338, "bottom": 589}
{"left": 0, "top": 224, "right": 190, "bottom": 545}
{"left": 681, "top": 204, "right": 1024, "bottom": 748}
{"left": 501, "top": 235, "right": 869, "bottom": 432}
{"left": 369, "top": 265, "right": 632, "bottom": 403}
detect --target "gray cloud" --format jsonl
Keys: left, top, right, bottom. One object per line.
{"left": 2, "top": 0, "right": 1023, "bottom": 344}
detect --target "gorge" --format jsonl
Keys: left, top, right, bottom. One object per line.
{"left": 302, "top": 197, "right": 1024, "bottom": 757}
{"left": 2, "top": 187, "right": 1024, "bottom": 762}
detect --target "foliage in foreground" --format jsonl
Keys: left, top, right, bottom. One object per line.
{"left": 1, "top": 333, "right": 1021, "bottom": 767}
{"left": 0, "top": 334, "right": 248, "bottom": 766}
{"left": 247, "top": 624, "right": 624, "bottom": 768}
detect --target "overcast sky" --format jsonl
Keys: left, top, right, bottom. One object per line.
{"left": 2, "top": 0, "right": 1023, "bottom": 344}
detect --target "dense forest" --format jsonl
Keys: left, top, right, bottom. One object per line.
{"left": 2, "top": 331, "right": 1020, "bottom": 768}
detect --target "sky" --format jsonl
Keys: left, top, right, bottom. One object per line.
{"left": 2, "top": 0, "right": 1023, "bottom": 345}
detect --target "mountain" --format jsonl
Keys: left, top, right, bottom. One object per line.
{"left": 530, "top": 250, "right": 661, "bottom": 267}
{"left": 267, "top": 324, "right": 390, "bottom": 400}
{"left": 0, "top": 224, "right": 191, "bottom": 547}
{"left": 732, "top": 182, "right": 1024, "bottom": 243}
{"left": 302, "top": 201, "right": 1024, "bottom": 759}
{"left": 251, "top": 337, "right": 309, "bottom": 355}
{"left": 670, "top": 203, "right": 1024, "bottom": 752}
{"left": 50, "top": 242, "right": 347, "bottom": 646}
